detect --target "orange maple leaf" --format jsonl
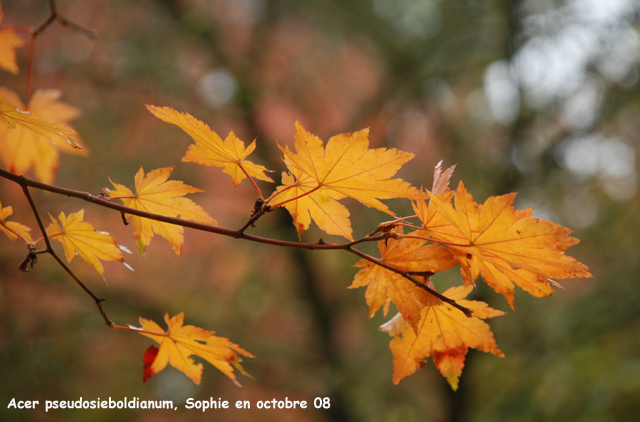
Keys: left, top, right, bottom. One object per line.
{"left": 46, "top": 209, "right": 131, "bottom": 279}
{"left": 0, "top": 4, "right": 25, "bottom": 74}
{"left": 0, "top": 200, "right": 32, "bottom": 243}
{"left": 349, "top": 227, "right": 456, "bottom": 329}
{"left": 271, "top": 121, "right": 425, "bottom": 240}
{"left": 415, "top": 181, "right": 591, "bottom": 308}
{"left": 146, "top": 105, "right": 273, "bottom": 187}
{"left": 138, "top": 312, "right": 253, "bottom": 386}
{"left": 0, "top": 88, "right": 85, "bottom": 184}
{"left": 382, "top": 285, "right": 504, "bottom": 390}
{"left": 105, "top": 166, "right": 216, "bottom": 256}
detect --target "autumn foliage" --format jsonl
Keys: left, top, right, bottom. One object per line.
{"left": 0, "top": 1, "right": 590, "bottom": 391}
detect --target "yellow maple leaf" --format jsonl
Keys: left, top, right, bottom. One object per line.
{"left": 106, "top": 166, "right": 216, "bottom": 256}
{"left": 138, "top": 312, "right": 253, "bottom": 386}
{"left": 415, "top": 181, "right": 592, "bottom": 308}
{"left": 146, "top": 105, "right": 273, "bottom": 187}
{"left": 0, "top": 200, "right": 32, "bottom": 243}
{"left": 0, "top": 5, "right": 25, "bottom": 74}
{"left": 0, "top": 88, "right": 86, "bottom": 184}
{"left": 382, "top": 285, "right": 504, "bottom": 389}
{"left": 349, "top": 227, "right": 456, "bottom": 329}
{"left": 271, "top": 121, "right": 425, "bottom": 240}
{"left": 46, "top": 209, "right": 130, "bottom": 279}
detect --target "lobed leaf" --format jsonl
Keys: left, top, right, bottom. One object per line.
{"left": 106, "top": 166, "right": 216, "bottom": 256}
{"left": 272, "top": 121, "right": 425, "bottom": 240}
{"left": 146, "top": 105, "right": 273, "bottom": 187}
{"left": 349, "top": 227, "right": 456, "bottom": 330}
{"left": 138, "top": 312, "right": 253, "bottom": 386}
{"left": 0, "top": 200, "right": 32, "bottom": 243}
{"left": 46, "top": 209, "right": 130, "bottom": 279}
{"left": 415, "top": 181, "right": 592, "bottom": 308}
{"left": 383, "top": 285, "right": 505, "bottom": 389}
{"left": 0, "top": 89, "right": 85, "bottom": 184}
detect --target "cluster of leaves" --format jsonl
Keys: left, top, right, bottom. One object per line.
{"left": 0, "top": 1, "right": 590, "bottom": 390}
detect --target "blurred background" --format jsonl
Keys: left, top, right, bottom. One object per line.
{"left": 1, "top": 0, "right": 639, "bottom": 421}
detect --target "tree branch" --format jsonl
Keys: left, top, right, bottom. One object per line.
{"left": 2, "top": 168, "right": 473, "bottom": 317}
{"left": 20, "top": 183, "right": 114, "bottom": 327}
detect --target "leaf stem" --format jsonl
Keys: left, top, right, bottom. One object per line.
{"left": 396, "top": 223, "right": 423, "bottom": 230}
{"left": 267, "top": 183, "right": 322, "bottom": 208}
{"left": 263, "top": 183, "right": 295, "bottom": 203}
{"left": 0, "top": 221, "right": 33, "bottom": 244}
{"left": 399, "top": 234, "right": 472, "bottom": 248}
{"left": 391, "top": 215, "right": 419, "bottom": 223}
{"left": 236, "top": 162, "right": 263, "bottom": 198}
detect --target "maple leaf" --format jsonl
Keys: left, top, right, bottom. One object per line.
{"left": 46, "top": 209, "right": 131, "bottom": 279}
{"left": 0, "top": 4, "right": 25, "bottom": 74}
{"left": 146, "top": 105, "right": 273, "bottom": 187}
{"left": 349, "top": 227, "right": 456, "bottom": 329}
{"left": 0, "top": 200, "right": 33, "bottom": 243}
{"left": 105, "top": 166, "right": 216, "bottom": 256}
{"left": 382, "top": 285, "right": 505, "bottom": 389}
{"left": 138, "top": 312, "right": 253, "bottom": 386}
{"left": 0, "top": 89, "right": 85, "bottom": 184}
{"left": 271, "top": 121, "right": 425, "bottom": 240}
{"left": 415, "top": 181, "right": 591, "bottom": 308}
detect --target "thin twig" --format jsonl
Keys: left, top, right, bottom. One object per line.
{"left": 0, "top": 221, "right": 33, "bottom": 244}
{"left": 53, "top": 14, "right": 98, "bottom": 39}
{"left": 2, "top": 169, "right": 473, "bottom": 317}
{"left": 25, "top": 0, "right": 97, "bottom": 103}
{"left": 1, "top": 168, "right": 391, "bottom": 250}
{"left": 347, "top": 248, "right": 473, "bottom": 317}
{"left": 237, "top": 162, "right": 263, "bottom": 199}
{"left": 20, "top": 182, "right": 114, "bottom": 327}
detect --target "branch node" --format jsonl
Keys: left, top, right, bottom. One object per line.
{"left": 19, "top": 245, "right": 38, "bottom": 272}
{"left": 251, "top": 198, "right": 265, "bottom": 219}
{"left": 239, "top": 199, "right": 271, "bottom": 234}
